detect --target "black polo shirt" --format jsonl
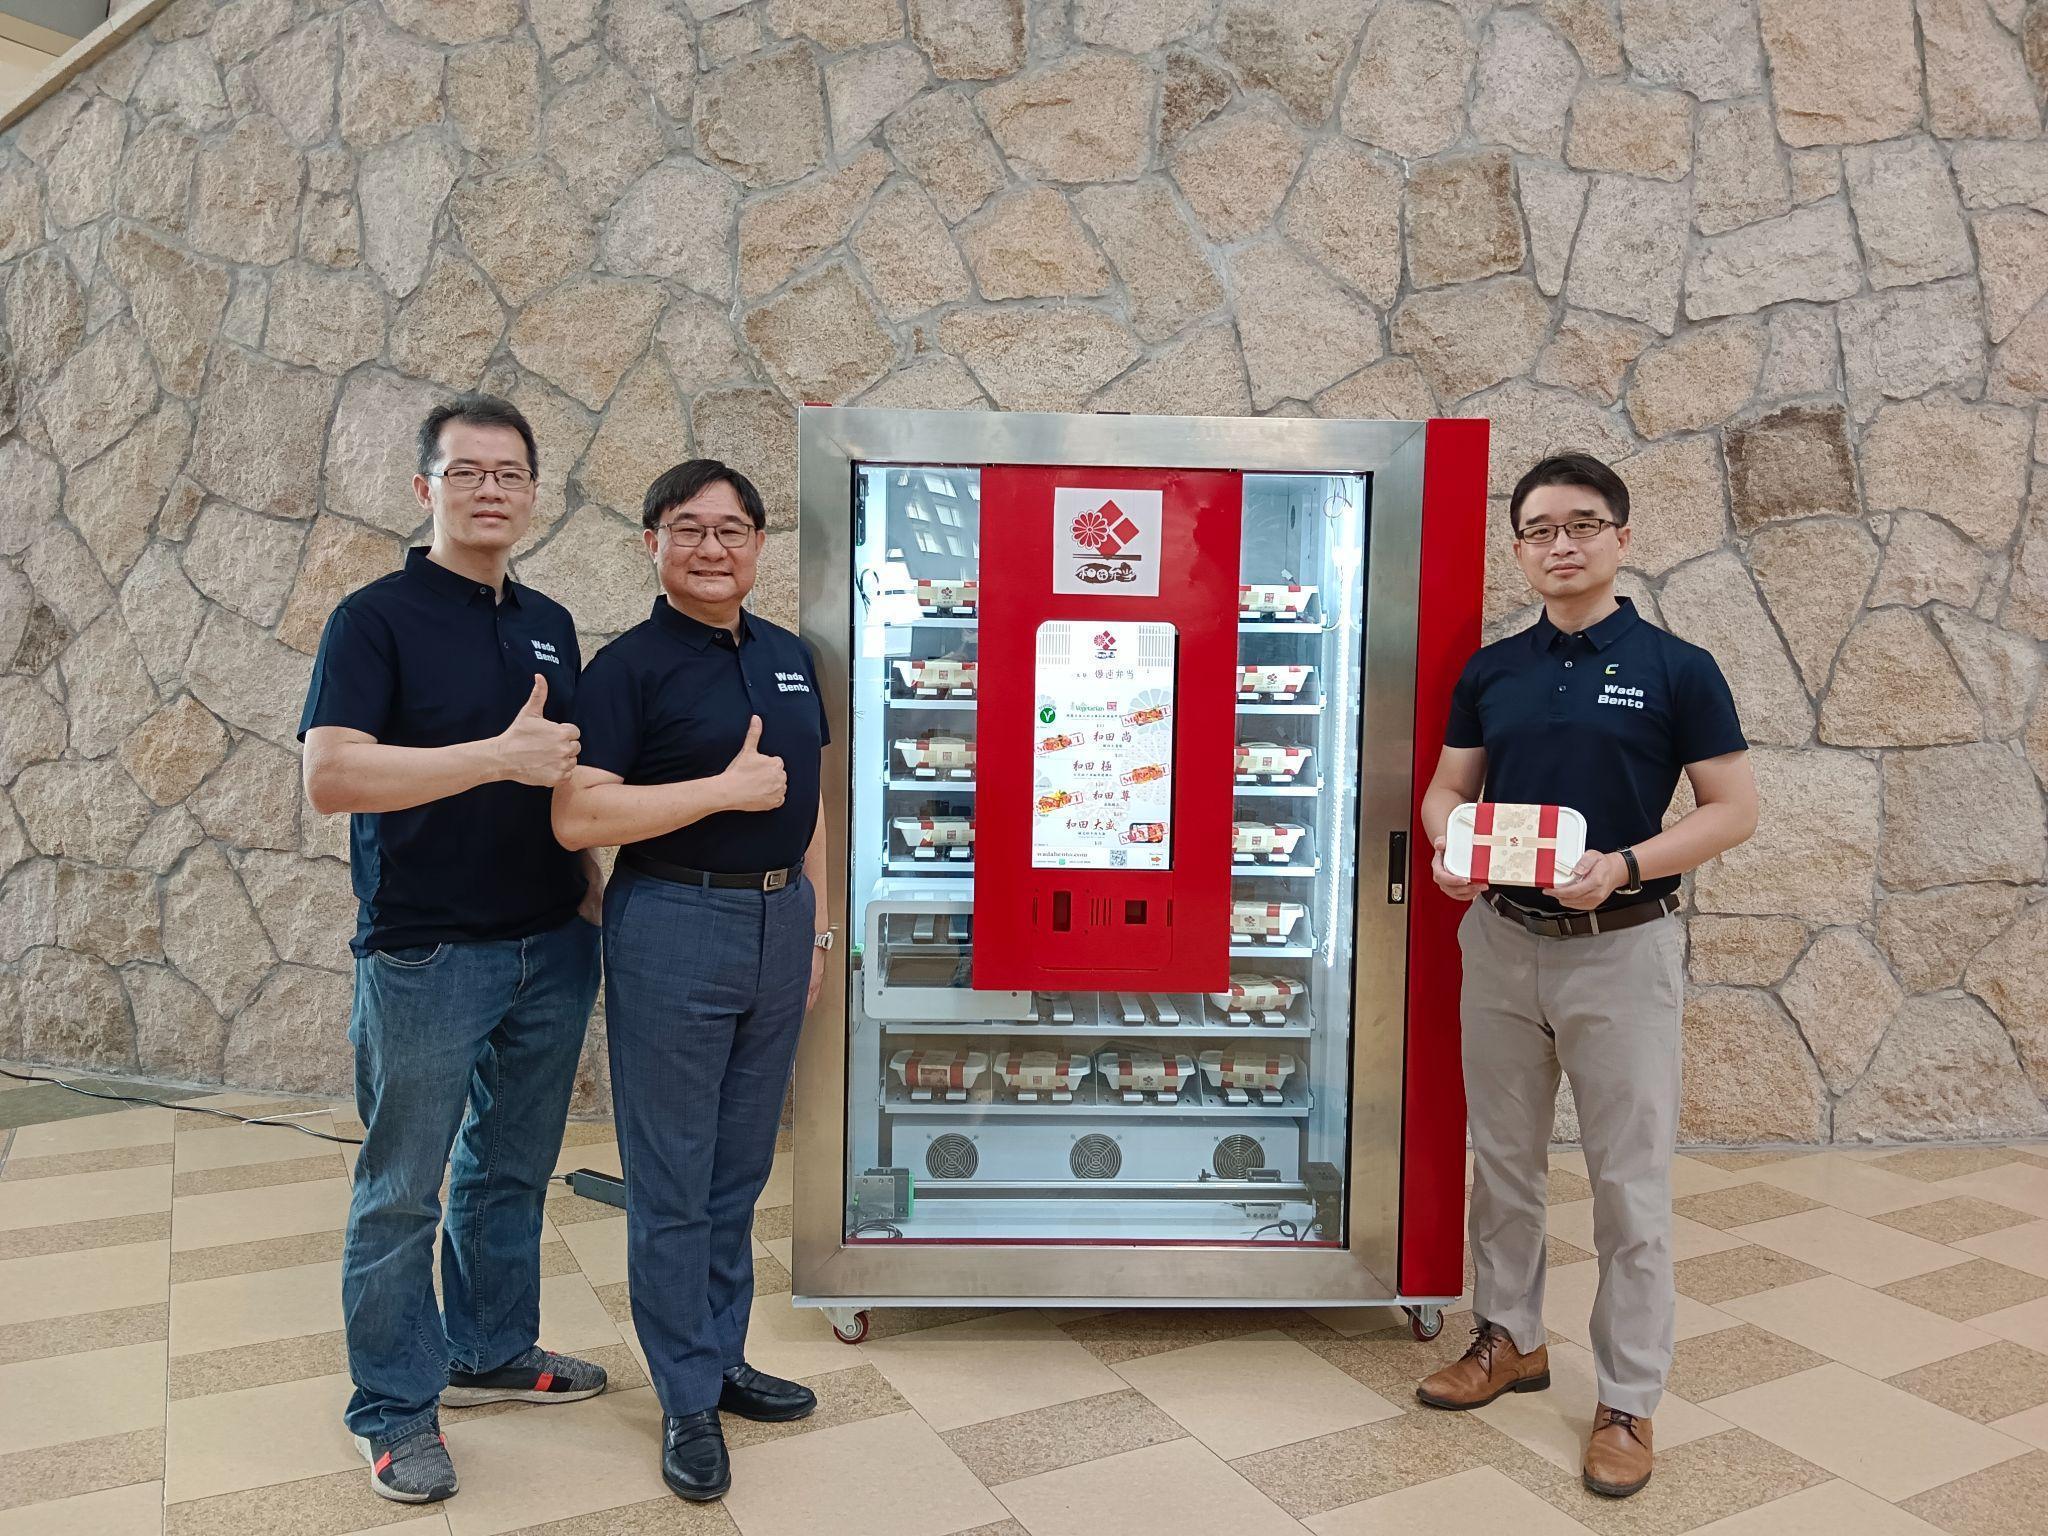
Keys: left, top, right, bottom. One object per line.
{"left": 575, "top": 598, "right": 827, "bottom": 873}
{"left": 298, "top": 548, "right": 586, "bottom": 954}
{"left": 1445, "top": 598, "right": 1746, "bottom": 913}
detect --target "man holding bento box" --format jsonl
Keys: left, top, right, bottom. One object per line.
{"left": 1412, "top": 454, "right": 1758, "bottom": 1501}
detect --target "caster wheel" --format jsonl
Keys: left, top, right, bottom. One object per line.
{"left": 833, "top": 1311, "right": 870, "bottom": 1344}
{"left": 1407, "top": 1307, "right": 1443, "bottom": 1342}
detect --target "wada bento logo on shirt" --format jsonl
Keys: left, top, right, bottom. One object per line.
{"left": 530, "top": 639, "right": 560, "bottom": 666}
{"left": 774, "top": 670, "right": 812, "bottom": 694}
{"left": 1052, "top": 487, "right": 1163, "bottom": 597}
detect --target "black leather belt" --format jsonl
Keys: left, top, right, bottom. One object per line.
{"left": 1483, "top": 890, "right": 1678, "bottom": 939}
{"left": 622, "top": 847, "right": 802, "bottom": 892}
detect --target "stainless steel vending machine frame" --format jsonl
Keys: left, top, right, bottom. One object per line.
{"left": 790, "top": 407, "right": 1485, "bottom": 1341}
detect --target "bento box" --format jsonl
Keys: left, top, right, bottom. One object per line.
{"left": 1234, "top": 741, "right": 1312, "bottom": 782}
{"left": 913, "top": 577, "right": 977, "bottom": 615}
{"left": 893, "top": 658, "right": 977, "bottom": 696}
{"left": 1239, "top": 583, "right": 1317, "bottom": 620}
{"left": 1096, "top": 1049, "right": 1195, "bottom": 1102}
{"left": 1231, "top": 821, "right": 1307, "bottom": 862}
{"left": 893, "top": 816, "right": 975, "bottom": 858}
{"left": 894, "top": 734, "right": 975, "bottom": 776}
{"left": 1444, "top": 802, "right": 1588, "bottom": 887}
{"left": 890, "top": 1049, "right": 988, "bottom": 1100}
{"left": 994, "top": 1050, "right": 1092, "bottom": 1101}
{"left": 1197, "top": 1049, "right": 1297, "bottom": 1105}
{"left": 1236, "top": 664, "right": 1312, "bottom": 700}
{"left": 1208, "top": 974, "right": 1304, "bottom": 1023}
{"left": 1230, "top": 900, "right": 1307, "bottom": 943}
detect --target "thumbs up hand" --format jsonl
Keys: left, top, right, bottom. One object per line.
{"left": 720, "top": 715, "right": 786, "bottom": 812}
{"left": 493, "top": 673, "right": 581, "bottom": 786}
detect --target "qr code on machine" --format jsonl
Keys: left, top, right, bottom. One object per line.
{"left": 1110, "top": 849, "right": 1128, "bottom": 867}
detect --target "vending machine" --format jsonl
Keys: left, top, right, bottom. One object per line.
{"left": 791, "top": 408, "right": 1487, "bottom": 1342}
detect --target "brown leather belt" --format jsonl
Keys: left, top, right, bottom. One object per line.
{"left": 1483, "top": 889, "right": 1678, "bottom": 939}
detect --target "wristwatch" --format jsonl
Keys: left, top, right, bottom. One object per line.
{"left": 813, "top": 929, "right": 835, "bottom": 951}
{"left": 1616, "top": 848, "right": 1644, "bottom": 895}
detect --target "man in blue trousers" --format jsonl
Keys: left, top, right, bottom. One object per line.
{"left": 553, "top": 459, "right": 832, "bottom": 1504}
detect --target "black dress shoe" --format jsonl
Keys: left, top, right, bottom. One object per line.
{"left": 662, "top": 1410, "right": 730, "bottom": 1502}
{"left": 719, "top": 1362, "right": 817, "bottom": 1422}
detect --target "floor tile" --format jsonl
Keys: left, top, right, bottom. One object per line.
{"left": 1668, "top": 1156, "right": 1745, "bottom": 1197}
{"left": 1746, "top": 1154, "right": 1948, "bottom": 1218}
{"left": 866, "top": 1311, "right": 1124, "bottom": 1432}
{"left": 1666, "top": 1323, "right": 1829, "bottom": 1402}
{"left": 1879, "top": 1146, "right": 2032, "bottom": 1184}
{"left": 9, "top": 1108, "right": 182, "bottom": 1158}
{"left": 168, "top": 1329, "right": 347, "bottom": 1401}
{"left": 1973, "top": 1294, "right": 2048, "bottom": 1353}
{"left": 439, "top": 1386, "right": 670, "bottom": 1536}
{"left": 724, "top": 1411, "right": 1005, "bottom": 1536}
{"left": 1541, "top": 1258, "right": 1739, "bottom": 1350}
{"left": 1549, "top": 1167, "right": 1595, "bottom": 1204}
{"left": 1537, "top": 1426, "right": 1829, "bottom": 1533}
{"left": 171, "top": 1179, "right": 352, "bottom": 1252}
{"left": 721, "top": 1363, "right": 908, "bottom": 1453}
{"left": 1722, "top": 1274, "right": 1995, "bottom": 1376}
{"left": 1, "top": 1142, "right": 174, "bottom": 1182}
{"left": 1957, "top": 1219, "right": 2048, "bottom": 1280}
{"left": 1686, "top": 1476, "right": 1946, "bottom": 1533}
{"left": 1675, "top": 1182, "right": 1825, "bottom": 1230}
{"left": 0, "top": 1164, "right": 173, "bottom": 1231}
{"left": 1878, "top": 1198, "right": 2036, "bottom": 1246}
{"left": 1687, "top": 1149, "right": 1810, "bottom": 1172}
{"left": 0, "top": 1209, "right": 171, "bottom": 1263}
{"left": 170, "top": 1259, "right": 342, "bottom": 1358}
{"left": 1880, "top": 1257, "right": 2048, "bottom": 1321}
{"left": 1305, "top": 1305, "right": 1406, "bottom": 1338}
{"left": 1472, "top": 1338, "right": 1728, "bottom": 1473}
{"left": 173, "top": 1153, "right": 347, "bottom": 1200}
{"left": 1705, "top": 1362, "right": 2028, "bottom": 1501}
{"left": 755, "top": 1152, "right": 790, "bottom": 1210}
{"left": 0, "top": 1479, "right": 165, "bottom": 1535}
{"left": 991, "top": 1436, "right": 1299, "bottom": 1536}
{"left": 1937, "top": 1164, "right": 2048, "bottom": 1220}
{"left": 1232, "top": 1403, "right": 1565, "bottom": 1519}
{"left": 1306, "top": 1464, "right": 1591, "bottom": 1535}
{"left": 0, "top": 1426, "right": 164, "bottom": 1515}
{"left": 1110, "top": 1331, "right": 1400, "bottom": 1460}
{"left": 1900, "top": 1448, "right": 2048, "bottom": 1535}
{"left": 491, "top": 1501, "right": 726, "bottom": 1534}
{"left": 173, "top": 1121, "right": 341, "bottom": 1174}
{"left": 557, "top": 1215, "right": 627, "bottom": 1290}
{"left": 0, "top": 1301, "right": 167, "bottom": 1368}
{"left": 942, "top": 1387, "right": 1185, "bottom": 1487}
{"left": 1548, "top": 1199, "right": 1748, "bottom": 1259}
{"left": 163, "top": 1371, "right": 359, "bottom": 1504}
{"left": 549, "top": 1139, "right": 621, "bottom": 1180}
{"left": 1731, "top": 1206, "right": 1970, "bottom": 1287}
{"left": 536, "top": 1273, "right": 625, "bottom": 1356}
{"left": 1673, "top": 1245, "right": 1826, "bottom": 1305}
{"left": 1888, "top": 1341, "right": 2048, "bottom": 1424}
{"left": 1305, "top": 1308, "right": 1481, "bottom": 1404}
{"left": 1052, "top": 1307, "right": 1313, "bottom": 1366}
{"left": 0, "top": 1341, "right": 166, "bottom": 1454}
{"left": 739, "top": 1293, "right": 867, "bottom": 1382}
{"left": 167, "top": 1229, "right": 346, "bottom": 1286}
{"left": 1991, "top": 1400, "right": 2048, "bottom": 1451}
{"left": 0, "top": 1240, "right": 169, "bottom": 1326}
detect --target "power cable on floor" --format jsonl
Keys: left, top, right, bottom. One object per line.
{"left": 0, "top": 1064, "right": 367, "bottom": 1145}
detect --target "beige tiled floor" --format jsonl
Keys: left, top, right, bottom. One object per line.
{"left": 2, "top": 1071, "right": 2044, "bottom": 1535}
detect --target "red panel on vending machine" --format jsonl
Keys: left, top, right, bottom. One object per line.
{"left": 973, "top": 466, "right": 1242, "bottom": 994}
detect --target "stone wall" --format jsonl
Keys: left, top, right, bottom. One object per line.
{"left": 1, "top": 0, "right": 2044, "bottom": 1140}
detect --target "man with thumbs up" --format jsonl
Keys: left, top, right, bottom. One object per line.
{"left": 554, "top": 460, "right": 830, "bottom": 1504}
{"left": 300, "top": 396, "right": 608, "bottom": 1506}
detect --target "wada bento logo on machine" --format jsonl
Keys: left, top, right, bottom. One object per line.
{"left": 1052, "top": 487, "right": 1164, "bottom": 597}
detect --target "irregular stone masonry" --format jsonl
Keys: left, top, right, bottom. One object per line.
{"left": 0, "top": 0, "right": 2042, "bottom": 1139}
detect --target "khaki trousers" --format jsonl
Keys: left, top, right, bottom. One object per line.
{"left": 1458, "top": 898, "right": 1685, "bottom": 1417}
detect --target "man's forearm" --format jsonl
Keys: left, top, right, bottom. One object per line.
{"left": 554, "top": 775, "right": 734, "bottom": 852}
{"left": 306, "top": 739, "right": 501, "bottom": 815}
{"left": 1627, "top": 801, "right": 1754, "bottom": 883}
{"left": 1420, "top": 783, "right": 1466, "bottom": 845}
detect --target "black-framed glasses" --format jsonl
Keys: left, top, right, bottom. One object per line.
{"left": 428, "top": 467, "right": 535, "bottom": 492}
{"left": 1517, "top": 517, "right": 1619, "bottom": 545}
{"left": 660, "top": 521, "right": 756, "bottom": 549}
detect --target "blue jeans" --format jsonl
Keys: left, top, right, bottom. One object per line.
{"left": 603, "top": 866, "right": 813, "bottom": 1415}
{"left": 341, "top": 917, "right": 600, "bottom": 1442}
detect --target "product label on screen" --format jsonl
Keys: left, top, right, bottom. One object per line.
{"left": 1052, "top": 487, "right": 1164, "bottom": 596}
{"left": 1031, "top": 620, "right": 1176, "bottom": 870}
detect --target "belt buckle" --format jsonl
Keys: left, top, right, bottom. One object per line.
{"left": 763, "top": 869, "right": 789, "bottom": 891}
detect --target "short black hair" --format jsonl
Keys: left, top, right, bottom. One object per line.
{"left": 417, "top": 394, "right": 539, "bottom": 477}
{"left": 641, "top": 459, "right": 767, "bottom": 532}
{"left": 1507, "top": 453, "right": 1630, "bottom": 533}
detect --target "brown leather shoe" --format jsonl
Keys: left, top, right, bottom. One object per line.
{"left": 1414, "top": 1320, "right": 1551, "bottom": 1410}
{"left": 1583, "top": 1404, "right": 1654, "bottom": 1497}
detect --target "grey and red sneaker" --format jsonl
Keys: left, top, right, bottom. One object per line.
{"left": 354, "top": 1427, "right": 457, "bottom": 1504}
{"left": 442, "top": 1345, "right": 608, "bottom": 1408}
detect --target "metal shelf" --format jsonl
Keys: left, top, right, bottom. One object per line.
{"left": 885, "top": 857, "right": 976, "bottom": 875}
{"left": 880, "top": 1019, "right": 1314, "bottom": 1040}
{"left": 1229, "top": 942, "right": 1314, "bottom": 959}
{"left": 883, "top": 1075, "right": 1313, "bottom": 1118}
{"left": 878, "top": 616, "right": 977, "bottom": 630}
{"left": 1231, "top": 862, "right": 1320, "bottom": 879}
{"left": 887, "top": 695, "right": 976, "bottom": 711}
{"left": 889, "top": 777, "right": 976, "bottom": 792}
{"left": 1232, "top": 782, "right": 1320, "bottom": 797}
{"left": 1239, "top": 620, "right": 1325, "bottom": 634}
{"left": 1237, "top": 702, "right": 1324, "bottom": 716}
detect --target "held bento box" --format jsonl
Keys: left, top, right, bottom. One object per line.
{"left": 1444, "top": 802, "right": 1588, "bottom": 887}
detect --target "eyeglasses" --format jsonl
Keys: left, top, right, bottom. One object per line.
{"left": 428, "top": 467, "right": 535, "bottom": 492}
{"left": 659, "top": 521, "right": 756, "bottom": 549}
{"left": 1516, "top": 517, "right": 1619, "bottom": 545}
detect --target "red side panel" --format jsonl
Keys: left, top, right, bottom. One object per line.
{"left": 974, "top": 466, "right": 1242, "bottom": 994}
{"left": 1400, "top": 418, "right": 1490, "bottom": 1300}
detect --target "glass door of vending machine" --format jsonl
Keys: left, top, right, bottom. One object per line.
{"left": 846, "top": 467, "right": 1366, "bottom": 1244}
{"left": 794, "top": 410, "right": 1471, "bottom": 1328}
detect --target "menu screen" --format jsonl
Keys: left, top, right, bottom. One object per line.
{"left": 1030, "top": 620, "right": 1177, "bottom": 871}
